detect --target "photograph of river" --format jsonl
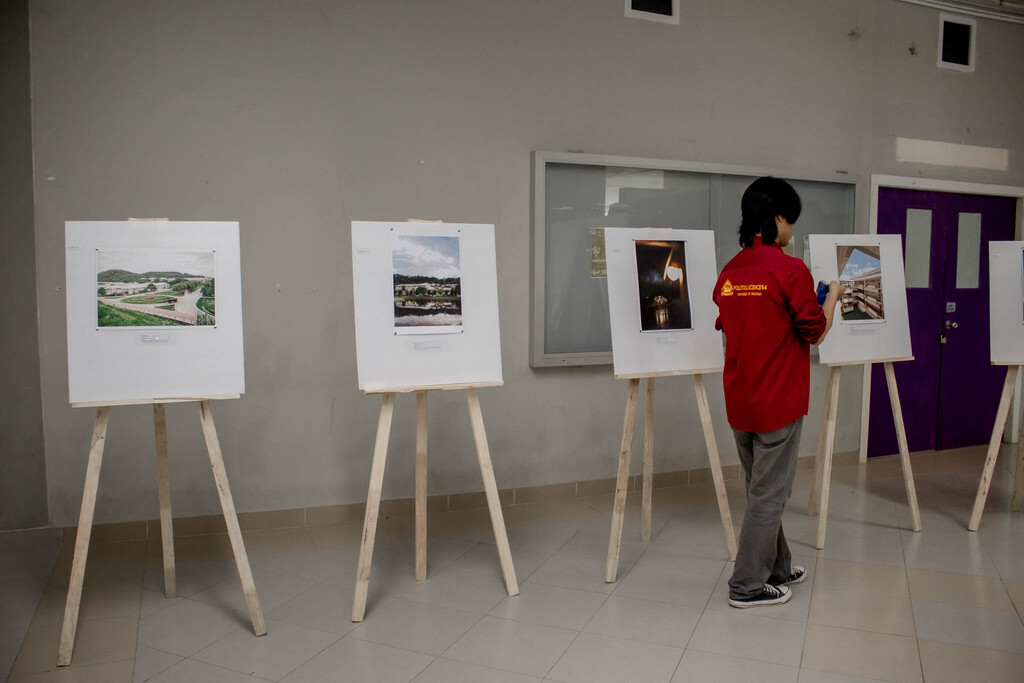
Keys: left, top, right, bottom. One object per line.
{"left": 392, "top": 234, "right": 463, "bottom": 334}
{"left": 635, "top": 239, "right": 692, "bottom": 332}
{"left": 96, "top": 249, "right": 216, "bottom": 328}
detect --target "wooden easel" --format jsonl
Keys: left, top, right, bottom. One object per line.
{"left": 605, "top": 371, "right": 737, "bottom": 583}
{"left": 968, "top": 364, "right": 1024, "bottom": 531}
{"left": 351, "top": 382, "right": 518, "bottom": 622}
{"left": 806, "top": 359, "right": 922, "bottom": 549}
{"left": 58, "top": 397, "right": 265, "bottom": 666}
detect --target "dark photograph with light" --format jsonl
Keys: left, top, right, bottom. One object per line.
{"left": 634, "top": 239, "right": 692, "bottom": 332}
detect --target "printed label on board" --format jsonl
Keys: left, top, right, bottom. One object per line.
{"left": 848, "top": 326, "right": 877, "bottom": 336}
{"left": 590, "top": 228, "right": 607, "bottom": 278}
{"left": 655, "top": 337, "right": 677, "bottom": 344}
{"left": 357, "top": 248, "right": 371, "bottom": 255}
{"left": 411, "top": 340, "right": 442, "bottom": 351}
{"left": 139, "top": 333, "right": 170, "bottom": 344}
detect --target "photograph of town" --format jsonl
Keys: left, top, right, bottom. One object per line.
{"left": 392, "top": 234, "right": 463, "bottom": 333}
{"left": 96, "top": 249, "right": 216, "bottom": 327}
{"left": 635, "top": 239, "right": 692, "bottom": 332}
{"left": 837, "top": 244, "right": 884, "bottom": 322}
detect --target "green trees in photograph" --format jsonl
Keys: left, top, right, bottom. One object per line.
{"left": 121, "top": 294, "right": 175, "bottom": 304}
{"left": 197, "top": 298, "right": 215, "bottom": 315}
{"left": 98, "top": 302, "right": 177, "bottom": 327}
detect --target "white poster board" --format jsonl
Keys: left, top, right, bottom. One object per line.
{"left": 351, "top": 222, "right": 502, "bottom": 391}
{"left": 809, "top": 234, "right": 912, "bottom": 365}
{"left": 65, "top": 221, "right": 245, "bottom": 405}
{"left": 605, "top": 228, "right": 724, "bottom": 377}
{"left": 989, "top": 241, "right": 1024, "bottom": 365}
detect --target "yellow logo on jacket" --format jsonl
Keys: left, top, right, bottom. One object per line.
{"left": 722, "top": 279, "right": 767, "bottom": 297}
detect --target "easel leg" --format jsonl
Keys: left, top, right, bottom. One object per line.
{"left": 465, "top": 388, "right": 519, "bottom": 595}
{"left": 197, "top": 401, "right": 266, "bottom": 636}
{"left": 693, "top": 374, "right": 737, "bottom": 562}
{"left": 58, "top": 407, "right": 110, "bottom": 667}
{"left": 153, "top": 403, "right": 176, "bottom": 597}
{"left": 884, "top": 362, "right": 922, "bottom": 532}
{"left": 605, "top": 378, "right": 640, "bottom": 583}
{"left": 807, "top": 379, "right": 832, "bottom": 516}
{"left": 969, "top": 366, "right": 1020, "bottom": 531}
{"left": 352, "top": 393, "right": 396, "bottom": 621}
{"left": 641, "top": 378, "right": 655, "bottom": 543}
{"left": 1013, "top": 387, "right": 1024, "bottom": 512}
{"left": 415, "top": 391, "right": 428, "bottom": 581}
{"left": 815, "top": 366, "right": 842, "bottom": 549}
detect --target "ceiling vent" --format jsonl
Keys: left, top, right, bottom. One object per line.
{"left": 624, "top": 0, "right": 680, "bottom": 25}
{"left": 938, "top": 13, "right": 977, "bottom": 72}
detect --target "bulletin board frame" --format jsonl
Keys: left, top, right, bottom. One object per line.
{"left": 529, "top": 150, "right": 859, "bottom": 368}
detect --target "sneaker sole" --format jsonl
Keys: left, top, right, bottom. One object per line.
{"left": 728, "top": 590, "right": 792, "bottom": 608}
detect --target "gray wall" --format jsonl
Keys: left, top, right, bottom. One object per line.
{"left": 25, "top": 0, "right": 1024, "bottom": 526}
{"left": 1, "top": 0, "right": 48, "bottom": 530}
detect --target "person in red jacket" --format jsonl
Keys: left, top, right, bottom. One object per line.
{"left": 713, "top": 177, "right": 841, "bottom": 608}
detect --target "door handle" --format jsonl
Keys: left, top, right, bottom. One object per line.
{"left": 939, "top": 332, "right": 947, "bottom": 344}
{"left": 944, "top": 320, "right": 958, "bottom": 330}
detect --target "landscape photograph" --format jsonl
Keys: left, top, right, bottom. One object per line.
{"left": 391, "top": 234, "right": 463, "bottom": 333}
{"left": 837, "top": 244, "right": 884, "bottom": 321}
{"left": 635, "top": 239, "right": 692, "bottom": 332}
{"left": 96, "top": 249, "right": 216, "bottom": 327}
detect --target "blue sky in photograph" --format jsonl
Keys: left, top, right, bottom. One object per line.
{"left": 392, "top": 235, "right": 461, "bottom": 278}
{"left": 840, "top": 247, "right": 881, "bottom": 279}
{"left": 97, "top": 249, "right": 215, "bottom": 277}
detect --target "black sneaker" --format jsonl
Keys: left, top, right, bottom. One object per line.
{"left": 729, "top": 584, "right": 791, "bottom": 608}
{"left": 771, "top": 565, "right": 807, "bottom": 587}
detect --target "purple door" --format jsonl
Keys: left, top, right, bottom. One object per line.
{"left": 867, "top": 188, "right": 1016, "bottom": 457}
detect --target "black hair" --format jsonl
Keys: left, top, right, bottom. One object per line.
{"left": 738, "top": 176, "right": 802, "bottom": 248}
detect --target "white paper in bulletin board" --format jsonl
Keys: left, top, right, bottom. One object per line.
{"left": 350, "top": 221, "right": 502, "bottom": 392}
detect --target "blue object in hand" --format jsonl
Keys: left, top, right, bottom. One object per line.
{"left": 816, "top": 281, "right": 830, "bottom": 306}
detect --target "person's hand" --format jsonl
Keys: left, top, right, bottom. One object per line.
{"left": 827, "top": 280, "right": 842, "bottom": 301}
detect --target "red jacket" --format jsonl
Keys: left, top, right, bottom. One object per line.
{"left": 713, "top": 237, "right": 826, "bottom": 433}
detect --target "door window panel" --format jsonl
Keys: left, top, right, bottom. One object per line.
{"left": 956, "top": 212, "right": 982, "bottom": 289}
{"left": 904, "top": 209, "right": 932, "bottom": 288}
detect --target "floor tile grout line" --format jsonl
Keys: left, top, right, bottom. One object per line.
{"left": 797, "top": 546, "right": 824, "bottom": 672}
{"left": 9, "top": 653, "right": 139, "bottom": 681}
{"left": 896, "top": 518, "right": 927, "bottom": 683}
{"left": 224, "top": 625, "right": 344, "bottom": 683}
{"left": 668, "top": 559, "right": 733, "bottom": 682}
{"left": 179, "top": 656, "right": 276, "bottom": 682}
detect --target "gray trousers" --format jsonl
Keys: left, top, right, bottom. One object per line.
{"left": 728, "top": 417, "right": 803, "bottom": 600}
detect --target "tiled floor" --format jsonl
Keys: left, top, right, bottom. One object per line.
{"left": 3, "top": 444, "right": 1024, "bottom": 682}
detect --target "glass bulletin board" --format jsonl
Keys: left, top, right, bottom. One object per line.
{"left": 530, "top": 151, "right": 858, "bottom": 367}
